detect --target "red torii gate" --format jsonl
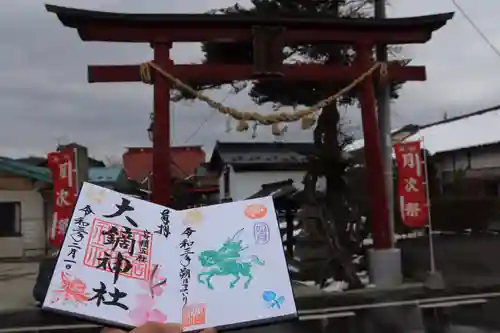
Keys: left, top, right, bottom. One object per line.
{"left": 46, "top": 4, "right": 453, "bottom": 250}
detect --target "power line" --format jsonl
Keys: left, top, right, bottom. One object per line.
{"left": 183, "top": 110, "right": 217, "bottom": 144}
{"left": 451, "top": 0, "right": 500, "bottom": 59}
{"left": 183, "top": 89, "right": 232, "bottom": 144}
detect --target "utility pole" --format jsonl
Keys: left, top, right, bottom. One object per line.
{"left": 369, "top": 0, "right": 402, "bottom": 288}
{"left": 375, "top": 0, "right": 395, "bottom": 247}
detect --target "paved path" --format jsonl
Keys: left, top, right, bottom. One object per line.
{"left": 0, "top": 263, "right": 39, "bottom": 311}
{"left": 0, "top": 262, "right": 499, "bottom": 333}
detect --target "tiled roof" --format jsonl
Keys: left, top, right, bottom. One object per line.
{"left": 15, "top": 156, "right": 48, "bottom": 166}
{"left": 246, "top": 179, "right": 297, "bottom": 199}
{"left": 211, "top": 141, "right": 314, "bottom": 166}
{"left": 0, "top": 157, "right": 51, "bottom": 182}
{"left": 89, "top": 167, "right": 123, "bottom": 183}
{"left": 222, "top": 152, "right": 308, "bottom": 164}
{"left": 0, "top": 156, "right": 123, "bottom": 184}
{"left": 15, "top": 155, "right": 105, "bottom": 167}
{"left": 214, "top": 141, "right": 314, "bottom": 154}
{"left": 122, "top": 146, "right": 205, "bottom": 182}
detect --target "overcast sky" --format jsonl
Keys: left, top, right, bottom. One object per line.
{"left": 1, "top": 0, "right": 499, "bottom": 161}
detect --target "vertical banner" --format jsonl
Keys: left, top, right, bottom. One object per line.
{"left": 394, "top": 140, "right": 429, "bottom": 228}
{"left": 47, "top": 148, "right": 78, "bottom": 248}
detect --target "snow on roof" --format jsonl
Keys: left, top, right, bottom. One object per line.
{"left": 344, "top": 127, "right": 405, "bottom": 152}
{"left": 344, "top": 105, "right": 500, "bottom": 155}
{"left": 405, "top": 109, "right": 500, "bottom": 154}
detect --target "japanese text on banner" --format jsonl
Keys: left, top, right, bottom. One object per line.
{"left": 394, "top": 141, "right": 429, "bottom": 228}
{"left": 48, "top": 149, "right": 78, "bottom": 248}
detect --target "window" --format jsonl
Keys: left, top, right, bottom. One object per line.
{"left": 0, "top": 202, "right": 21, "bottom": 237}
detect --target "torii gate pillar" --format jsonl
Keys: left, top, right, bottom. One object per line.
{"left": 151, "top": 44, "right": 173, "bottom": 206}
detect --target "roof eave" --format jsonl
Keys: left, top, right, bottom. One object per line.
{"left": 45, "top": 4, "right": 453, "bottom": 35}
{"left": 433, "top": 140, "right": 500, "bottom": 156}
{"left": 0, "top": 158, "right": 52, "bottom": 183}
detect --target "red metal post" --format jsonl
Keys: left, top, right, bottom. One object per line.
{"left": 356, "top": 44, "right": 392, "bottom": 249}
{"left": 152, "top": 43, "right": 172, "bottom": 206}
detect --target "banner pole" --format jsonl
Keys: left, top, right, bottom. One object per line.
{"left": 74, "top": 147, "right": 79, "bottom": 193}
{"left": 421, "top": 137, "right": 437, "bottom": 275}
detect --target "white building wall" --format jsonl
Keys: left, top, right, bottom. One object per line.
{"left": 436, "top": 146, "right": 500, "bottom": 173}
{"left": 470, "top": 148, "right": 500, "bottom": 169}
{"left": 227, "top": 167, "right": 305, "bottom": 202}
{"left": 0, "top": 190, "right": 45, "bottom": 258}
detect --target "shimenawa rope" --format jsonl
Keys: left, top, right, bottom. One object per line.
{"left": 139, "top": 61, "right": 387, "bottom": 132}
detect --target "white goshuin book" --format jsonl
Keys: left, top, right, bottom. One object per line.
{"left": 43, "top": 182, "right": 297, "bottom": 331}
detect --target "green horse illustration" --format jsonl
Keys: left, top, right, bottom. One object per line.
{"left": 197, "top": 228, "right": 265, "bottom": 290}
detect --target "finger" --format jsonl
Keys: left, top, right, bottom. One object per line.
{"left": 101, "top": 327, "right": 128, "bottom": 333}
{"left": 131, "top": 323, "right": 182, "bottom": 333}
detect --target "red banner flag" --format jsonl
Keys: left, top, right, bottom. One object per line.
{"left": 394, "top": 140, "right": 429, "bottom": 228}
{"left": 47, "top": 149, "right": 78, "bottom": 248}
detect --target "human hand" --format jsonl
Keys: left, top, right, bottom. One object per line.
{"left": 102, "top": 322, "right": 216, "bottom": 333}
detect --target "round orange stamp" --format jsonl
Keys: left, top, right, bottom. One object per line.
{"left": 244, "top": 204, "right": 267, "bottom": 219}
{"left": 183, "top": 209, "right": 203, "bottom": 227}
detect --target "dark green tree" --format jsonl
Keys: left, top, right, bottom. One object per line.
{"left": 174, "top": 0, "right": 404, "bottom": 288}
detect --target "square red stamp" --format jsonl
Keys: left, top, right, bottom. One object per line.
{"left": 182, "top": 303, "right": 206, "bottom": 328}
{"left": 83, "top": 218, "right": 153, "bottom": 281}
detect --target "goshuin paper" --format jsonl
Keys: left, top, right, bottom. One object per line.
{"left": 43, "top": 183, "right": 183, "bottom": 327}
{"left": 180, "top": 197, "right": 296, "bottom": 331}
{"left": 43, "top": 183, "right": 297, "bottom": 330}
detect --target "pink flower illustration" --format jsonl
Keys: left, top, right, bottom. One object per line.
{"left": 129, "top": 294, "right": 167, "bottom": 325}
{"left": 137, "top": 274, "right": 166, "bottom": 297}
{"left": 129, "top": 264, "right": 168, "bottom": 326}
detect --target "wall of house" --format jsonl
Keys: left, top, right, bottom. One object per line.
{"left": 220, "top": 166, "right": 305, "bottom": 201}
{"left": 434, "top": 145, "right": 500, "bottom": 196}
{"left": 470, "top": 148, "right": 500, "bottom": 169}
{"left": 0, "top": 175, "right": 46, "bottom": 258}
{"left": 436, "top": 145, "right": 500, "bottom": 174}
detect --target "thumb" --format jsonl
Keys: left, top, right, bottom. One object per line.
{"left": 131, "top": 323, "right": 182, "bottom": 333}
{"left": 101, "top": 328, "right": 128, "bottom": 333}
{"left": 200, "top": 328, "right": 217, "bottom": 333}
